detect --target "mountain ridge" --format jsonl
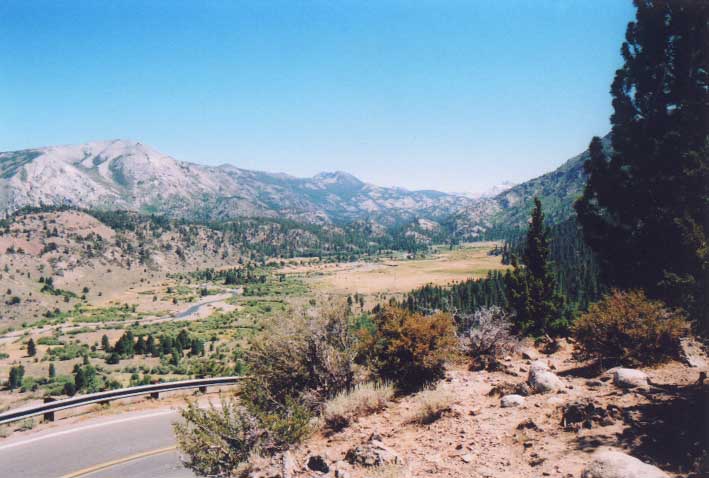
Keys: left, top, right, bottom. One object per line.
{"left": 0, "top": 139, "right": 477, "bottom": 225}
{"left": 0, "top": 135, "right": 610, "bottom": 236}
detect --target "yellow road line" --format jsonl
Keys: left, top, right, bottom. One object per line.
{"left": 59, "top": 445, "right": 177, "bottom": 478}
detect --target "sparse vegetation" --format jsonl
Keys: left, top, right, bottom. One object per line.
{"left": 323, "top": 382, "right": 394, "bottom": 431}
{"left": 408, "top": 385, "right": 455, "bottom": 425}
{"left": 462, "top": 306, "right": 518, "bottom": 370}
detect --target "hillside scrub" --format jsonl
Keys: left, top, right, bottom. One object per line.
{"left": 461, "top": 306, "right": 518, "bottom": 370}
{"left": 408, "top": 385, "right": 455, "bottom": 425}
{"left": 573, "top": 289, "right": 688, "bottom": 366}
{"left": 358, "top": 307, "right": 458, "bottom": 391}
{"left": 174, "top": 398, "right": 261, "bottom": 477}
{"left": 175, "top": 303, "right": 361, "bottom": 475}
{"left": 243, "top": 303, "right": 359, "bottom": 412}
{"left": 323, "top": 381, "right": 394, "bottom": 431}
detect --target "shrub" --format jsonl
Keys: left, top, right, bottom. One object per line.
{"left": 323, "top": 382, "right": 394, "bottom": 431}
{"left": 244, "top": 304, "right": 358, "bottom": 411}
{"left": 408, "top": 386, "right": 455, "bottom": 424}
{"left": 573, "top": 289, "right": 688, "bottom": 366}
{"left": 359, "top": 307, "right": 457, "bottom": 391}
{"left": 174, "top": 398, "right": 261, "bottom": 477}
{"left": 461, "top": 306, "right": 518, "bottom": 370}
{"left": 176, "top": 303, "right": 355, "bottom": 475}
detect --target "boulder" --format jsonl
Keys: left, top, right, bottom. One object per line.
{"left": 530, "top": 360, "right": 550, "bottom": 372}
{"left": 582, "top": 450, "right": 669, "bottom": 478}
{"left": 612, "top": 368, "right": 649, "bottom": 389}
{"left": 345, "top": 440, "right": 402, "bottom": 467}
{"left": 679, "top": 338, "right": 708, "bottom": 369}
{"left": 500, "top": 394, "right": 525, "bottom": 408}
{"left": 528, "top": 367, "right": 563, "bottom": 393}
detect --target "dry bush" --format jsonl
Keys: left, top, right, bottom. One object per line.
{"left": 323, "top": 381, "right": 394, "bottom": 431}
{"left": 408, "top": 386, "right": 455, "bottom": 424}
{"left": 359, "top": 307, "right": 458, "bottom": 391}
{"left": 460, "top": 306, "right": 518, "bottom": 370}
{"left": 176, "top": 304, "right": 358, "bottom": 476}
{"left": 244, "top": 303, "right": 358, "bottom": 412}
{"left": 573, "top": 289, "right": 688, "bottom": 366}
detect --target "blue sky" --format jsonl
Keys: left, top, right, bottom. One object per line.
{"left": 0, "top": 1, "right": 635, "bottom": 193}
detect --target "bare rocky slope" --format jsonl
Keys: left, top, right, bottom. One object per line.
{"left": 0, "top": 140, "right": 477, "bottom": 226}
{"left": 0, "top": 136, "right": 609, "bottom": 236}
{"left": 253, "top": 340, "right": 707, "bottom": 478}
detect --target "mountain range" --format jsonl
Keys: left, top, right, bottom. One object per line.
{"left": 0, "top": 135, "right": 610, "bottom": 236}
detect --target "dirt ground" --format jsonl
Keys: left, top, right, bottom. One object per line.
{"left": 283, "top": 341, "right": 706, "bottom": 478}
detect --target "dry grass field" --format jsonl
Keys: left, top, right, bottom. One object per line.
{"left": 299, "top": 242, "right": 508, "bottom": 297}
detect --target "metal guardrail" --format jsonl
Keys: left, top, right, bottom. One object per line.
{"left": 0, "top": 376, "right": 245, "bottom": 425}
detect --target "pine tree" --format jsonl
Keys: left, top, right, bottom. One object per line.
{"left": 505, "top": 198, "right": 565, "bottom": 336}
{"left": 575, "top": 0, "right": 709, "bottom": 331}
{"left": 27, "top": 338, "right": 36, "bottom": 357}
{"left": 190, "top": 338, "right": 205, "bottom": 356}
{"left": 101, "top": 334, "right": 111, "bottom": 352}
{"left": 73, "top": 364, "right": 85, "bottom": 391}
{"left": 49, "top": 363, "right": 56, "bottom": 379}
{"left": 135, "top": 335, "right": 146, "bottom": 355}
{"left": 146, "top": 335, "right": 158, "bottom": 357}
{"left": 8, "top": 365, "right": 24, "bottom": 390}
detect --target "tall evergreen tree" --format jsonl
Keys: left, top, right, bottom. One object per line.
{"left": 505, "top": 198, "right": 565, "bottom": 336}
{"left": 8, "top": 365, "right": 24, "bottom": 390}
{"left": 101, "top": 334, "right": 111, "bottom": 352}
{"left": 27, "top": 338, "right": 36, "bottom": 357}
{"left": 575, "top": 0, "right": 708, "bottom": 330}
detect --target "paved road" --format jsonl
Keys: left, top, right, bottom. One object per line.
{"left": 0, "top": 409, "right": 196, "bottom": 477}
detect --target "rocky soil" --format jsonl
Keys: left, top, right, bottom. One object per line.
{"left": 255, "top": 340, "right": 707, "bottom": 478}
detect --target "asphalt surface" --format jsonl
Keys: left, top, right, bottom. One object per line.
{"left": 0, "top": 409, "right": 196, "bottom": 477}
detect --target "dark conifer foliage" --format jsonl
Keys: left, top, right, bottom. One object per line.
{"left": 575, "top": 0, "right": 709, "bottom": 331}
{"left": 504, "top": 198, "right": 565, "bottom": 336}
{"left": 27, "top": 338, "right": 37, "bottom": 357}
{"left": 401, "top": 270, "right": 507, "bottom": 321}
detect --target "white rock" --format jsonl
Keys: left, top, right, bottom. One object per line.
{"left": 530, "top": 360, "right": 550, "bottom": 372}
{"left": 680, "top": 338, "right": 708, "bottom": 369}
{"left": 528, "top": 368, "right": 563, "bottom": 393}
{"left": 613, "top": 368, "right": 649, "bottom": 388}
{"left": 547, "top": 396, "right": 566, "bottom": 406}
{"left": 500, "top": 394, "right": 525, "bottom": 407}
{"left": 582, "top": 450, "right": 669, "bottom": 478}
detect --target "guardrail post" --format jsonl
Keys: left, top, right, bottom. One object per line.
{"left": 43, "top": 397, "right": 56, "bottom": 422}
{"left": 198, "top": 386, "right": 208, "bottom": 394}
{"left": 150, "top": 391, "right": 160, "bottom": 399}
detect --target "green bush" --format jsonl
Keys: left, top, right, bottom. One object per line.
{"left": 573, "top": 289, "right": 688, "bottom": 366}
{"left": 174, "top": 398, "right": 260, "bottom": 477}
